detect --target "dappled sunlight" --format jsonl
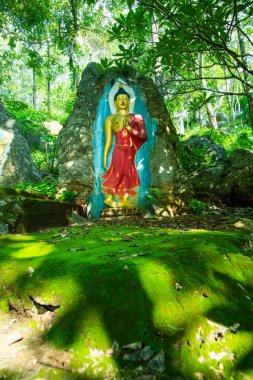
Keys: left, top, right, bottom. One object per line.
{"left": 137, "top": 260, "right": 183, "bottom": 328}
{"left": 0, "top": 225, "right": 252, "bottom": 379}
{"left": 11, "top": 242, "right": 54, "bottom": 258}
{"left": 80, "top": 308, "right": 113, "bottom": 352}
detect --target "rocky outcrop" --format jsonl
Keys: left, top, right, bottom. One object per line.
{"left": 0, "top": 99, "right": 41, "bottom": 186}
{"left": 191, "top": 149, "right": 253, "bottom": 206}
{"left": 58, "top": 63, "right": 192, "bottom": 215}
{"left": 219, "top": 149, "right": 253, "bottom": 206}
{"left": 0, "top": 188, "right": 84, "bottom": 233}
{"left": 184, "top": 135, "right": 227, "bottom": 168}
{"left": 191, "top": 165, "right": 224, "bottom": 201}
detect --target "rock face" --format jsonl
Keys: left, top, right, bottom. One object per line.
{"left": 58, "top": 63, "right": 192, "bottom": 216}
{"left": 219, "top": 149, "right": 253, "bottom": 206}
{"left": 184, "top": 135, "right": 227, "bottom": 167}
{"left": 191, "top": 165, "right": 224, "bottom": 200}
{"left": 192, "top": 149, "right": 253, "bottom": 206}
{"left": 0, "top": 99, "right": 41, "bottom": 186}
{"left": 0, "top": 188, "right": 84, "bottom": 233}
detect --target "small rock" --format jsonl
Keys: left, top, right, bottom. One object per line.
{"left": 67, "top": 211, "right": 86, "bottom": 226}
{"left": 198, "top": 356, "right": 205, "bottom": 363}
{"left": 69, "top": 247, "right": 86, "bottom": 252}
{"left": 107, "top": 341, "right": 121, "bottom": 357}
{"left": 175, "top": 282, "right": 183, "bottom": 291}
{"left": 7, "top": 333, "right": 23, "bottom": 346}
{"left": 123, "top": 341, "right": 142, "bottom": 350}
{"left": 209, "top": 351, "right": 228, "bottom": 361}
{"left": 119, "top": 252, "right": 150, "bottom": 260}
{"left": 196, "top": 327, "right": 205, "bottom": 347}
{"left": 123, "top": 352, "right": 141, "bottom": 362}
{"left": 230, "top": 323, "right": 240, "bottom": 333}
{"left": 123, "top": 235, "right": 135, "bottom": 242}
{"left": 138, "top": 346, "right": 155, "bottom": 361}
{"left": 148, "top": 350, "right": 165, "bottom": 372}
{"left": 52, "top": 233, "right": 62, "bottom": 238}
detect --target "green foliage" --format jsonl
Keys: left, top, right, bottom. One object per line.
{"left": 189, "top": 198, "right": 208, "bottom": 214}
{"left": 31, "top": 149, "right": 49, "bottom": 171}
{"left": 14, "top": 181, "right": 57, "bottom": 199}
{"left": 99, "top": 57, "right": 114, "bottom": 71}
{"left": 147, "top": 187, "right": 166, "bottom": 205}
{"left": 4, "top": 98, "right": 61, "bottom": 124}
{"left": 180, "top": 144, "right": 214, "bottom": 174}
{"left": 4, "top": 98, "right": 60, "bottom": 174}
{"left": 13, "top": 181, "right": 77, "bottom": 203}
{"left": 56, "top": 190, "right": 78, "bottom": 203}
{"left": 181, "top": 126, "right": 253, "bottom": 156}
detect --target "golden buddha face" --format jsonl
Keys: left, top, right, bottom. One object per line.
{"left": 114, "top": 94, "right": 130, "bottom": 111}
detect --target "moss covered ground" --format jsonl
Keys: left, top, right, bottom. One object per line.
{"left": 0, "top": 219, "right": 253, "bottom": 380}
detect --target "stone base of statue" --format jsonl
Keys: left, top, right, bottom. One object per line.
{"left": 100, "top": 207, "right": 142, "bottom": 218}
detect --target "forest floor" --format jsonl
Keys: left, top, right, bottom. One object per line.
{"left": 0, "top": 208, "right": 253, "bottom": 380}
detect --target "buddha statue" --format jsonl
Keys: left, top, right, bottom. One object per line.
{"left": 101, "top": 86, "right": 147, "bottom": 208}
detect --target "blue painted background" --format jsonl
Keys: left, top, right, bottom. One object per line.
{"left": 87, "top": 82, "right": 157, "bottom": 218}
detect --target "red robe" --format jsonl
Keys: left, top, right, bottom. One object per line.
{"left": 101, "top": 114, "right": 147, "bottom": 196}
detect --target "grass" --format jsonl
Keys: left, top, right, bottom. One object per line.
{"left": 0, "top": 224, "right": 253, "bottom": 379}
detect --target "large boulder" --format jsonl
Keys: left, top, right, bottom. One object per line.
{"left": 183, "top": 135, "right": 227, "bottom": 169}
{"left": 58, "top": 63, "right": 192, "bottom": 216}
{"left": 0, "top": 188, "right": 84, "bottom": 233}
{"left": 191, "top": 165, "right": 224, "bottom": 201}
{"left": 0, "top": 99, "right": 41, "bottom": 186}
{"left": 191, "top": 149, "right": 253, "bottom": 206}
{"left": 218, "top": 149, "right": 253, "bottom": 206}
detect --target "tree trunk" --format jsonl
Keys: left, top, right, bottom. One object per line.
{"left": 47, "top": 38, "right": 51, "bottom": 113}
{"left": 224, "top": 67, "right": 235, "bottom": 127}
{"left": 32, "top": 68, "right": 37, "bottom": 110}
{"left": 179, "top": 116, "right": 185, "bottom": 135}
{"left": 47, "top": 79, "right": 51, "bottom": 113}
{"left": 237, "top": 27, "right": 253, "bottom": 133}
{"left": 199, "top": 54, "right": 218, "bottom": 129}
{"left": 69, "top": 0, "right": 79, "bottom": 90}
{"left": 151, "top": 14, "right": 164, "bottom": 98}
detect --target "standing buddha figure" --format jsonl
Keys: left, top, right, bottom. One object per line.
{"left": 101, "top": 87, "right": 147, "bottom": 208}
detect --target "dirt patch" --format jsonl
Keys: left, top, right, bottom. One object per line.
{"left": 0, "top": 310, "right": 72, "bottom": 379}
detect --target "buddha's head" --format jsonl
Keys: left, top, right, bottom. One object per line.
{"left": 114, "top": 88, "right": 130, "bottom": 111}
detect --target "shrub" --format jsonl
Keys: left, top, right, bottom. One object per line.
{"left": 180, "top": 144, "right": 214, "bottom": 174}
{"left": 147, "top": 187, "right": 166, "bottom": 205}
{"left": 14, "top": 181, "right": 58, "bottom": 199}
{"left": 189, "top": 198, "right": 208, "bottom": 214}
{"left": 13, "top": 181, "right": 77, "bottom": 203}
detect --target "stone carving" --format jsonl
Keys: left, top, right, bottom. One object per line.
{"left": 0, "top": 99, "right": 41, "bottom": 187}
{"left": 57, "top": 63, "right": 192, "bottom": 217}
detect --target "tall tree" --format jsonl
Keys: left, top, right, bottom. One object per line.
{"left": 110, "top": 0, "right": 253, "bottom": 131}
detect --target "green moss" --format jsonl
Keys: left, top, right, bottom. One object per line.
{"left": 0, "top": 225, "right": 252, "bottom": 379}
